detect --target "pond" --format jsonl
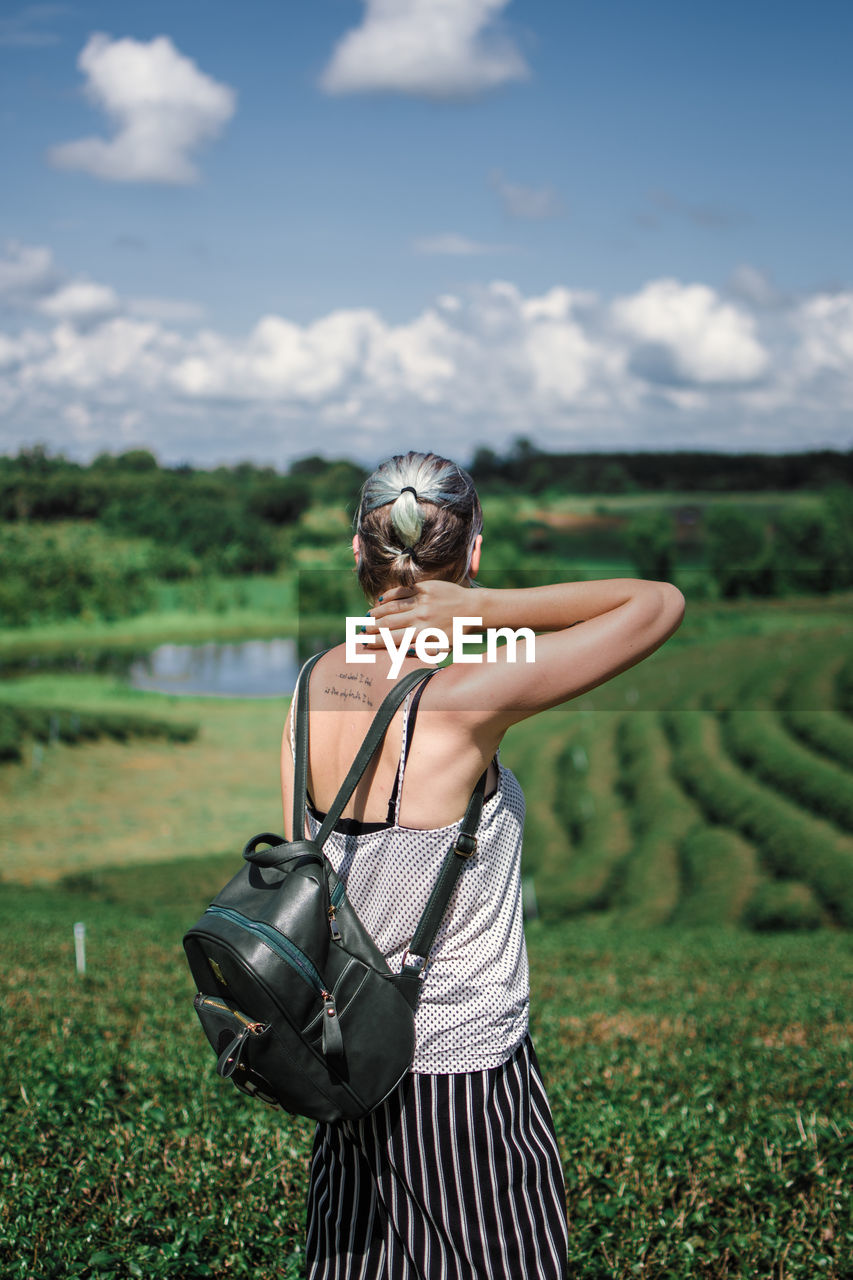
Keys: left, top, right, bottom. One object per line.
{"left": 128, "top": 637, "right": 306, "bottom": 698}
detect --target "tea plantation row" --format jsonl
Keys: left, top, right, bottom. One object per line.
{"left": 502, "top": 627, "right": 853, "bottom": 933}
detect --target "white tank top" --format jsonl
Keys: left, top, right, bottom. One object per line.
{"left": 290, "top": 679, "right": 530, "bottom": 1074}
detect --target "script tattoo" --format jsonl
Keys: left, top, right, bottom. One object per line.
{"left": 323, "top": 671, "right": 375, "bottom": 707}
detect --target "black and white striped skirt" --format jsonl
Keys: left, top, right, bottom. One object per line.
{"left": 305, "top": 1036, "right": 568, "bottom": 1280}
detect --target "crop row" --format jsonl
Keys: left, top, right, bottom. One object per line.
{"left": 509, "top": 699, "right": 850, "bottom": 931}
{"left": 676, "top": 825, "right": 766, "bottom": 927}
{"left": 611, "top": 713, "right": 696, "bottom": 927}
{"left": 663, "top": 711, "right": 851, "bottom": 926}
{"left": 720, "top": 708, "right": 853, "bottom": 834}
{"left": 780, "top": 707, "right": 853, "bottom": 772}
{"left": 545, "top": 713, "right": 634, "bottom": 919}
{"left": 0, "top": 702, "right": 198, "bottom": 765}
{"left": 778, "top": 650, "right": 853, "bottom": 769}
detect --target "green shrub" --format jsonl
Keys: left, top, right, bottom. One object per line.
{"left": 721, "top": 708, "right": 853, "bottom": 833}
{"left": 664, "top": 712, "right": 853, "bottom": 926}
{"left": 624, "top": 510, "right": 677, "bottom": 581}
{"left": 705, "top": 505, "right": 774, "bottom": 598}
{"left": 743, "top": 880, "right": 826, "bottom": 931}
{"left": 0, "top": 525, "right": 154, "bottom": 626}
{"left": 0, "top": 703, "right": 198, "bottom": 763}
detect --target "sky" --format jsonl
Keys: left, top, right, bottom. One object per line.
{"left": 1, "top": 0, "right": 852, "bottom": 469}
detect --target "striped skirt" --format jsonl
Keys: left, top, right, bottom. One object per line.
{"left": 305, "top": 1036, "right": 568, "bottom": 1280}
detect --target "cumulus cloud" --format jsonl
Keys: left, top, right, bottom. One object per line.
{"left": 612, "top": 279, "right": 769, "bottom": 387}
{"left": 490, "top": 170, "right": 564, "bottom": 220}
{"left": 413, "top": 233, "right": 514, "bottom": 255}
{"left": 2, "top": 245, "right": 852, "bottom": 463}
{"left": 0, "top": 240, "right": 205, "bottom": 330}
{"left": 48, "top": 33, "right": 236, "bottom": 184}
{"left": 38, "top": 280, "right": 120, "bottom": 321}
{"left": 319, "top": 0, "right": 529, "bottom": 99}
{"left": 0, "top": 241, "right": 59, "bottom": 301}
{"left": 794, "top": 293, "right": 853, "bottom": 393}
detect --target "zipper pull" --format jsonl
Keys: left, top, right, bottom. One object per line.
{"left": 321, "top": 990, "right": 345, "bottom": 1069}
{"left": 327, "top": 905, "right": 342, "bottom": 941}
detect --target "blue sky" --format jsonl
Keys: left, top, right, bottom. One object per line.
{"left": 1, "top": 0, "right": 851, "bottom": 468}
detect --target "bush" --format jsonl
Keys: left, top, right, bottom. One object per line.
{"left": 705, "top": 506, "right": 773, "bottom": 597}
{"left": 624, "top": 510, "right": 677, "bottom": 581}
{"left": 0, "top": 703, "right": 198, "bottom": 760}
{"left": 743, "top": 880, "right": 826, "bottom": 931}
{"left": 0, "top": 526, "right": 154, "bottom": 626}
{"left": 771, "top": 505, "right": 836, "bottom": 594}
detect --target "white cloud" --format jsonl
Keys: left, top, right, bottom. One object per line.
{"left": 34, "top": 317, "right": 171, "bottom": 390}
{"left": 490, "top": 170, "right": 564, "bottom": 220}
{"left": 48, "top": 33, "right": 236, "bottom": 184}
{"left": 2, "top": 251, "right": 853, "bottom": 463}
{"left": 794, "top": 293, "right": 853, "bottom": 377}
{"left": 39, "top": 280, "right": 120, "bottom": 321}
{"left": 0, "top": 241, "right": 58, "bottom": 300}
{"left": 320, "top": 0, "right": 529, "bottom": 99}
{"left": 612, "top": 279, "right": 769, "bottom": 386}
{"left": 413, "top": 233, "right": 514, "bottom": 255}
{"left": 171, "top": 310, "right": 387, "bottom": 401}
{"left": 0, "top": 241, "right": 203, "bottom": 329}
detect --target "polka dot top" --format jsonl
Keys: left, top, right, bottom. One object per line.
{"left": 290, "top": 677, "right": 530, "bottom": 1075}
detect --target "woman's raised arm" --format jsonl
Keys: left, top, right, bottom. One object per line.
{"left": 367, "top": 577, "right": 685, "bottom": 730}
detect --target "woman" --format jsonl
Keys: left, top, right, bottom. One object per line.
{"left": 281, "top": 451, "right": 684, "bottom": 1279}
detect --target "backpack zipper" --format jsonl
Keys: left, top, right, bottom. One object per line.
{"left": 205, "top": 904, "right": 327, "bottom": 997}
{"left": 327, "top": 882, "right": 345, "bottom": 940}
{"left": 195, "top": 994, "right": 266, "bottom": 1034}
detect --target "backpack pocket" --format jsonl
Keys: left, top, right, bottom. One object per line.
{"left": 192, "top": 994, "right": 280, "bottom": 1107}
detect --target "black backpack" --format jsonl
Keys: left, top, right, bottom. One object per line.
{"left": 183, "top": 653, "right": 486, "bottom": 1123}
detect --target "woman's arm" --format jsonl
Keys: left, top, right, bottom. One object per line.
{"left": 367, "top": 577, "right": 685, "bottom": 731}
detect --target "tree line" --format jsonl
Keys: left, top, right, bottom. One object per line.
{"left": 468, "top": 439, "right": 853, "bottom": 493}
{"left": 1, "top": 443, "right": 851, "bottom": 627}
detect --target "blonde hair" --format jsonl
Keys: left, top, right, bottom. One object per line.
{"left": 354, "top": 451, "right": 483, "bottom": 599}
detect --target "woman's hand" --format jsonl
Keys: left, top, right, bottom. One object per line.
{"left": 367, "top": 580, "right": 475, "bottom": 645}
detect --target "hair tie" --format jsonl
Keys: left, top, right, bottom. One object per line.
{"left": 399, "top": 486, "right": 418, "bottom": 500}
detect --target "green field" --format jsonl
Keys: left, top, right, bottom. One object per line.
{"left": 1, "top": 869, "right": 849, "bottom": 1279}
{"left": 1, "top": 581, "right": 851, "bottom": 1277}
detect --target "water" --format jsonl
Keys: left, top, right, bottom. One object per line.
{"left": 128, "top": 637, "right": 303, "bottom": 698}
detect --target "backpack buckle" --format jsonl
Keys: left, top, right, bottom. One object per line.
{"left": 401, "top": 949, "right": 429, "bottom": 979}
{"left": 453, "top": 833, "right": 477, "bottom": 859}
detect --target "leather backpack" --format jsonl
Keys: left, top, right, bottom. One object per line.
{"left": 183, "top": 653, "right": 485, "bottom": 1123}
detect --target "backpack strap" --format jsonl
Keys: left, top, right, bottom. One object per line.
{"left": 246, "top": 658, "right": 435, "bottom": 869}
{"left": 394, "top": 768, "right": 488, "bottom": 1011}
{"left": 276, "top": 654, "right": 490, "bottom": 1013}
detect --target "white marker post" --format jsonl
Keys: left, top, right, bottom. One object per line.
{"left": 73, "top": 921, "right": 86, "bottom": 977}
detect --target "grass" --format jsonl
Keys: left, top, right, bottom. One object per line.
{"left": 0, "top": 862, "right": 849, "bottom": 1279}
{"left": 0, "top": 681, "right": 285, "bottom": 883}
{"left": 1, "top": 584, "right": 851, "bottom": 1275}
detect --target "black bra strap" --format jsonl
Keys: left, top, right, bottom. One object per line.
{"left": 385, "top": 674, "right": 431, "bottom": 824}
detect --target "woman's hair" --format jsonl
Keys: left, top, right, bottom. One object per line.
{"left": 354, "top": 451, "right": 483, "bottom": 599}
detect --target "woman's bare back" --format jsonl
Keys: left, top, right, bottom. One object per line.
{"left": 281, "top": 646, "right": 499, "bottom": 839}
